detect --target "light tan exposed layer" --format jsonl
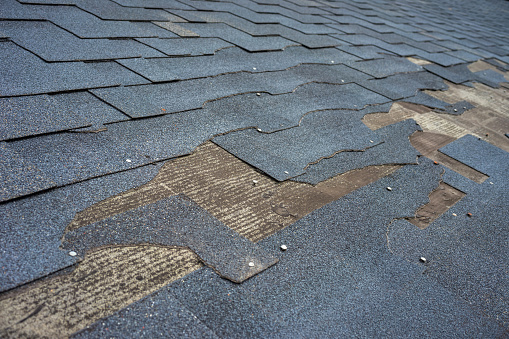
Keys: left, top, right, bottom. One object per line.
{"left": 0, "top": 246, "right": 201, "bottom": 338}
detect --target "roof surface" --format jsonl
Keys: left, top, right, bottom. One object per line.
{"left": 1, "top": 0, "right": 509, "bottom": 337}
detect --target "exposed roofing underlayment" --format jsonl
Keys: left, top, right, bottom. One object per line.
{"left": 1, "top": 0, "right": 508, "bottom": 337}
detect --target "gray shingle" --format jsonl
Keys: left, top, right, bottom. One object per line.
{"left": 135, "top": 37, "right": 233, "bottom": 56}
{"left": 0, "top": 21, "right": 165, "bottom": 62}
{"left": 0, "top": 164, "right": 162, "bottom": 291}
{"left": 118, "top": 46, "right": 359, "bottom": 82}
{"left": 91, "top": 63, "right": 371, "bottom": 118}
{"left": 62, "top": 196, "right": 278, "bottom": 283}
{"left": 0, "top": 42, "right": 149, "bottom": 97}
{"left": 0, "top": 92, "right": 127, "bottom": 141}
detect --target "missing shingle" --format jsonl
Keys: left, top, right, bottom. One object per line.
{"left": 426, "top": 151, "right": 489, "bottom": 184}
{"left": 409, "top": 131, "right": 488, "bottom": 183}
{"left": 407, "top": 57, "right": 432, "bottom": 66}
{"left": 362, "top": 102, "right": 431, "bottom": 130}
{"left": 67, "top": 142, "right": 400, "bottom": 243}
{"left": 409, "top": 131, "right": 456, "bottom": 156}
{"left": 406, "top": 182, "right": 466, "bottom": 229}
{"left": 0, "top": 246, "right": 201, "bottom": 338}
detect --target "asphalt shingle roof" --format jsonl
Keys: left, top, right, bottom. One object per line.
{"left": 1, "top": 0, "right": 509, "bottom": 337}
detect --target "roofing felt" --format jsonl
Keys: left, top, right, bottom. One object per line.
{"left": 1, "top": 0, "right": 509, "bottom": 337}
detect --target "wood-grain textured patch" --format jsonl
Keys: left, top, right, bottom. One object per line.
{"left": 68, "top": 142, "right": 400, "bottom": 242}
{"left": 0, "top": 246, "right": 201, "bottom": 338}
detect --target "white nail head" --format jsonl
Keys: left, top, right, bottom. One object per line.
{"left": 248, "top": 262, "right": 255, "bottom": 267}
{"left": 452, "top": 213, "right": 457, "bottom": 216}
{"left": 256, "top": 93, "right": 261, "bottom": 96}
{"left": 69, "top": 251, "right": 77, "bottom": 257}
{"left": 126, "top": 159, "right": 132, "bottom": 163}
{"left": 284, "top": 171, "right": 289, "bottom": 174}
{"left": 419, "top": 257, "right": 427, "bottom": 263}
{"left": 386, "top": 187, "right": 392, "bottom": 191}
{"left": 280, "top": 245, "right": 287, "bottom": 251}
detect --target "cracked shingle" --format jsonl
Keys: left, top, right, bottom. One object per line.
{"left": 118, "top": 46, "right": 359, "bottom": 82}
{"left": 91, "top": 63, "right": 371, "bottom": 118}
{"left": 0, "top": 92, "right": 127, "bottom": 141}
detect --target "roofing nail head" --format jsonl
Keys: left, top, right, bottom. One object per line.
{"left": 453, "top": 108, "right": 458, "bottom": 112}
{"left": 126, "top": 159, "right": 132, "bottom": 163}
{"left": 253, "top": 67, "right": 256, "bottom": 70}
{"left": 489, "top": 182, "right": 493, "bottom": 185}
{"left": 280, "top": 245, "right": 288, "bottom": 251}
{"left": 252, "top": 179, "right": 258, "bottom": 185}
{"left": 419, "top": 257, "right": 427, "bottom": 263}
{"left": 284, "top": 171, "right": 289, "bottom": 174}
{"left": 370, "top": 140, "right": 374, "bottom": 143}
{"left": 256, "top": 93, "right": 261, "bottom": 96}
{"left": 331, "top": 60, "right": 334, "bottom": 63}
{"left": 69, "top": 251, "right": 77, "bottom": 257}
{"left": 452, "top": 213, "right": 457, "bottom": 216}
{"left": 467, "top": 212, "right": 473, "bottom": 217}
{"left": 386, "top": 187, "right": 392, "bottom": 191}
{"left": 248, "top": 262, "right": 255, "bottom": 267}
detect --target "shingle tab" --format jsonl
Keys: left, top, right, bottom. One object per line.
{"left": 0, "top": 21, "right": 165, "bottom": 62}
{"left": 213, "top": 107, "right": 382, "bottom": 180}
{"left": 347, "top": 55, "right": 423, "bottom": 78}
{"left": 294, "top": 119, "right": 420, "bottom": 184}
{"left": 0, "top": 92, "right": 127, "bottom": 141}
{"left": 92, "top": 63, "right": 371, "bottom": 118}
{"left": 0, "top": 165, "right": 161, "bottom": 291}
{"left": 29, "top": 4, "right": 178, "bottom": 38}
{"left": 0, "top": 42, "right": 149, "bottom": 96}
{"left": 135, "top": 37, "right": 233, "bottom": 56}
{"left": 172, "top": 23, "right": 297, "bottom": 51}
{"left": 62, "top": 196, "right": 278, "bottom": 283}
{"left": 118, "top": 46, "right": 360, "bottom": 82}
